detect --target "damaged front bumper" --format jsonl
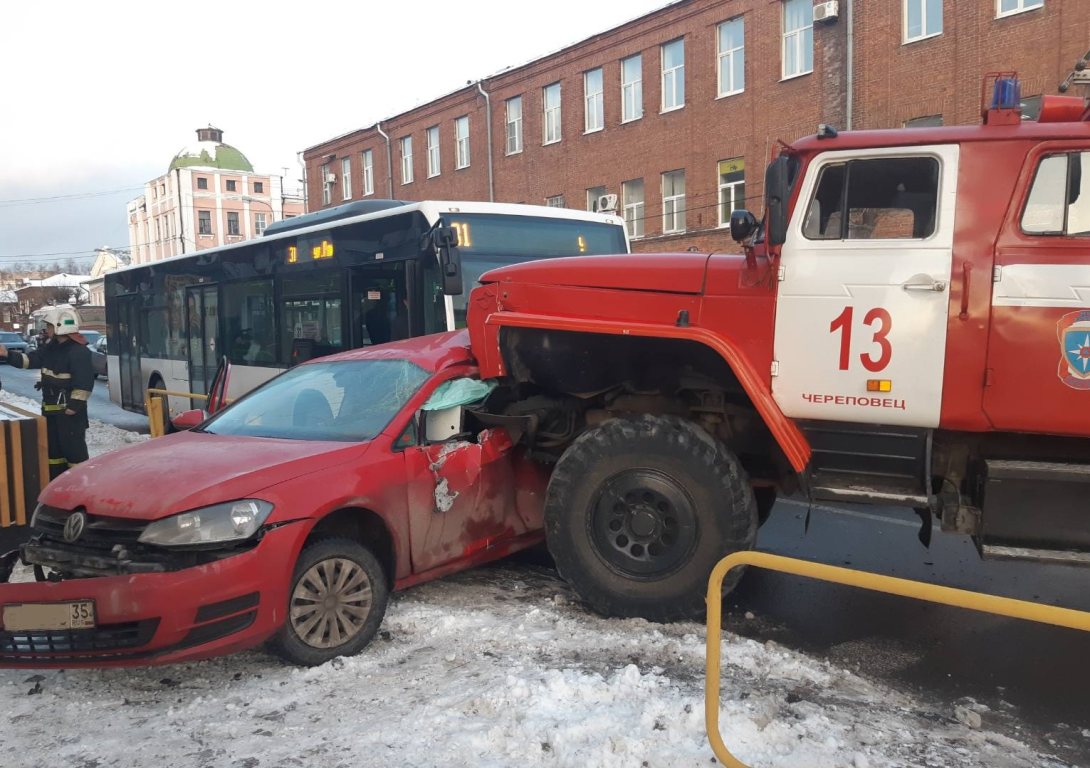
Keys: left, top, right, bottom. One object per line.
{"left": 0, "top": 524, "right": 304, "bottom": 668}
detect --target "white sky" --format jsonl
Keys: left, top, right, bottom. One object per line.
{"left": 0, "top": 0, "right": 670, "bottom": 264}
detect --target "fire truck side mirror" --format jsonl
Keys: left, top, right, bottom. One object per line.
{"left": 729, "top": 210, "right": 758, "bottom": 243}
{"left": 765, "top": 155, "right": 792, "bottom": 246}
{"left": 432, "top": 226, "right": 464, "bottom": 296}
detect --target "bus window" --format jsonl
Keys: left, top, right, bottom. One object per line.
{"left": 223, "top": 279, "right": 276, "bottom": 365}
{"left": 281, "top": 269, "right": 343, "bottom": 363}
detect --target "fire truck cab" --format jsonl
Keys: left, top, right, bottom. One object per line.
{"left": 465, "top": 77, "right": 1090, "bottom": 622}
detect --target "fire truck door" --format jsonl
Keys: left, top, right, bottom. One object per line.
{"left": 772, "top": 145, "right": 959, "bottom": 428}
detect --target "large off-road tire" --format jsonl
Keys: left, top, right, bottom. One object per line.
{"left": 269, "top": 538, "right": 389, "bottom": 666}
{"left": 545, "top": 415, "right": 757, "bottom": 622}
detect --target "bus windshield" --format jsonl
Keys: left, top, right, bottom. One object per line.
{"left": 443, "top": 212, "right": 628, "bottom": 325}
{"left": 202, "top": 359, "right": 429, "bottom": 442}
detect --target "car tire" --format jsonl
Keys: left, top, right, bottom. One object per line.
{"left": 269, "top": 537, "right": 389, "bottom": 667}
{"left": 544, "top": 414, "right": 757, "bottom": 622}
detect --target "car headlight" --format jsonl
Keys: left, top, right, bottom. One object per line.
{"left": 138, "top": 500, "right": 274, "bottom": 547}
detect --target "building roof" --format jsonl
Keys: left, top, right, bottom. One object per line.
{"left": 169, "top": 126, "right": 254, "bottom": 173}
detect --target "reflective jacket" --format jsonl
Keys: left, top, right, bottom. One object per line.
{"left": 8, "top": 336, "right": 94, "bottom": 418}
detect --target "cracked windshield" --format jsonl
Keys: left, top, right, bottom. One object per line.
{"left": 203, "top": 359, "right": 429, "bottom": 441}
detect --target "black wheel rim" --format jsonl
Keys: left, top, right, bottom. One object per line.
{"left": 589, "top": 469, "right": 698, "bottom": 578}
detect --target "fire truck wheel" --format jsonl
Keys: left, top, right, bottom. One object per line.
{"left": 545, "top": 415, "right": 757, "bottom": 622}
{"left": 270, "top": 538, "right": 389, "bottom": 667}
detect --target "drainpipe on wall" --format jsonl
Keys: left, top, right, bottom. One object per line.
{"left": 376, "top": 122, "right": 393, "bottom": 198}
{"left": 475, "top": 80, "right": 495, "bottom": 202}
{"left": 174, "top": 168, "right": 186, "bottom": 254}
{"left": 845, "top": 0, "right": 854, "bottom": 130}
{"left": 296, "top": 151, "right": 308, "bottom": 213}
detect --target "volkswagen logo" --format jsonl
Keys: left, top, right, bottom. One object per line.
{"left": 63, "top": 511, "right": 87, "bottom": 543}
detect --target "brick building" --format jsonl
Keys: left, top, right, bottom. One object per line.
{"left": 303, "top": 0, "right": 1089, "bottom": 253}
{"left": 128, "top": 127, "right": 305, "bottom": 266}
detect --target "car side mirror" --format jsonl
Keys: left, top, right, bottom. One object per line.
{"left": 729, "top": 210, "right": 759, "bottom": 243}
{"left": 764, "top": 155, "right": 792, "bottom": 246}
{"left": 424, "top": 405, "right": 464, "bottom": 442}
{"left": 171, "top": 409, "right": 207, "bottom": 431}
{"left": 431, "top": 226, "right": 463, "bottom": 296}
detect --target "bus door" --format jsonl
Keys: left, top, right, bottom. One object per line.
{"left": 348, "top": 259, "right": 444, "bottom": 348}
{"left": 116, "top": 295, "right": 143, "bottom": 410}
{"left": 185, "top": 284, "right": 219, "bottom": 408}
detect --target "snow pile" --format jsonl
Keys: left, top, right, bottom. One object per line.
{"left": 0, "top": 566, "right": 1073, "bottom": 768}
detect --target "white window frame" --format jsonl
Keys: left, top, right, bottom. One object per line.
{"left": 717, "top": 17, "right": 745, "bottom": 97}
{"left": 717, "top": 159, "right": 746, "bottom": 228}
{"left": 320, "top": 163, "right": 331, "bottom": 206}
{"left": 255, "top": 212, "right": 267, "bottom": 236}
{"left": 660, "top": 38, "right": 685, "bottom": 112}
{"left": 341, "top": 157, "right": 352, "bottom": 199}
{"left": 543, "top": 83, "right": 562, "bottom": 145}
{"left": 505, "top": 96, "right": 523, "bottom": 155}
{"left": 546, "top": 194, "right": 565, "bottom": 208}
{"left": 621, "top": 54, "right": 643, "bottom": 123}
{"left": 400, "top": 136, "right": 413, "bottom": 185}
{"left": 662, "top": 170, "right": 686, "bottom": 234}
{"left": 455, "top": 116, "right": 470, "bottom": 169}
{"left": 996, "top": 0, "right": 1043, "bottom": 18}
{"left": 586, "top": 185, "right": 607, "bottom": 212}
{"left": 361, "top": 149, "right": 374, "bottom": 196}
{"left": 904, "top": 0, "right": 943, "bottom": 43}
{"left": 426, "top": 126, "right": 440, "bottom": 178}
{"left": 622, "top": 179, "right": 644, "bottom": 239}
{"left": 584, "top": 68, "right": 604, "bottom": 133}
{"left": 782, "top": 0, "right": 814, "bottom": 80}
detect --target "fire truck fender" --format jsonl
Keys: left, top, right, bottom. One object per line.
{"left": 473, "top": 311, "right": 811, "bottom": 473}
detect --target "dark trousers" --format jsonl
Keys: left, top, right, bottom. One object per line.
{"left": 46, "top": 412, "right": 89, "bottom": 480}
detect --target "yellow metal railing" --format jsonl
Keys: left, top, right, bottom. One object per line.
{"left": 143, "top": 387, "right": 207, "bottom": 438}
{"left": 705, "top": 550, "right": 1090, "bottom": 768}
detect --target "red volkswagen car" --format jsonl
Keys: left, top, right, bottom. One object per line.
{"left": 0, "top": 331, "right": 547, "bottom": 667}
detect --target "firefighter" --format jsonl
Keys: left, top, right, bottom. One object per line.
{"left": 0, "top": 305, "right": 94, "bottom": 479}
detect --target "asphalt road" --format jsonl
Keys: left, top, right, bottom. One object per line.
{"left": 0, "top": 364, "right": 149, "bottom": 433}
{"left": 731, "top": 500, "right": 1090, "bottom": 765}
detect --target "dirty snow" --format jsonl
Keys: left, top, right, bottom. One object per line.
{"left": 0, "top": 419, "right": 1079, "bottom": 768}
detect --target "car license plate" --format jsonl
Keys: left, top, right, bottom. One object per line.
{"left": 2, "top": 601, "right": 96, "bottom": 631}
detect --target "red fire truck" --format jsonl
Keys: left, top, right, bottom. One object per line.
{"left": 465, "top": 77, "right": 1090, "bottom": 622}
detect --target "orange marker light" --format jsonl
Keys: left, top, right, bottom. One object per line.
{"left": 866, "top": 380, "right": 893, "bottom": 393}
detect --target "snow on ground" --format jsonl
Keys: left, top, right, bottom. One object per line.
{"left": 0, "top": 392, "right": 149, "bottom": 459}
{"left": 0, "top": 419, "right": 1077, "bottom": 768}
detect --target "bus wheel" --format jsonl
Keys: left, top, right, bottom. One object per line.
{"left": 544, "top": 415, "right": 757, "bottom": 622}
{"left": 269, "top": 538, "right": 389, "bottom": 667}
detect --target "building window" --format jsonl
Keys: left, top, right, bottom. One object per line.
{"left": 255, "top": 213, "right": 267, "bottom": 236}
{"left": 400, "top": 136, "right": 413, "bottom": 184}
{"left": 254, "top": 181, "right": 264, "bottom": 194}
{"left": 543, "top": 82, "right": 562, "bottom": 145}
{"left": 505, "top": 96, "right": 523, "bottom": 155}
{"left": 904, "top": 114, "right": 944, "bottom": 127}
{"left": 621, "top": 54, "right": 643, "bottom": 123}
{"left": 904, "top": 0, "right": 942, "bottom": 42}
{"left": 227, "top": 211, "right": 240, "bottom": 236}
{"left": 584, "top": 68, "right": 604, "bottom": 133}
{"left": 717, "top": 159, "right": 746, "bottom": 227}
{"left": 455, "top": 116, "right": 470, "bottom": 169}
{"left": 341, "top": 157, "right": 352, "bottom": 199}
{"left": 782, "top": 0, "right": 814, "bottom": 79}
{"left": 320, "top": 163, "right": 331, "bottom": 205}
{"left": 362, "top": 149, "right": 374, "bottom": 196}
{"left": 427, "top": 126, "right": 441, "bottom": 177}
{"left": 717, "top": 18, "right": 745, "bottom": 97}
{"left": 198, "top": 210, "right": 212, "bottom": 235}
{"left": 197, "top": 177, "right": 208, "bottom": 190}
{"left": 586, "top": 185, "right": 607, "bottom": 212}
{"left": 546, "top": 194, "right": 565, "bottom": 208}
{"left": 622, "top": 179, "right": 644, "bottom": 239}
{"left": 226, "top": 179, "right": 237, "bottom": 192}
{"left": 1021, "top": 152, "right": 1090, "bottom": 235}
{"left": 997, "top": 0, "right": 1043, "bottom": 17}
{"left": 662, "top": 170, "right": 686, "bottom": 233}
{"left": 661, "top": 38, "right": 685, "bottom": 111}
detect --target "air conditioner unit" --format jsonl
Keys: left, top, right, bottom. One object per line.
{"left": 813, "top": 0, "right": 838, "bottom": 22}
{"left": 597, "top": 193, "right": 619, "bottom": 213}
{"left": 325, "top": 172, "right": 337, "bottom": 184}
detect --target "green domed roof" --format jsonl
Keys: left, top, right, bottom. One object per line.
{"left": 168, "top": 126, "right": 254, "bottom": 172}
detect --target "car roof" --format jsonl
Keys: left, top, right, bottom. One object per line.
{"left": 305, "top": 330, "right": 473, "bottom": 373}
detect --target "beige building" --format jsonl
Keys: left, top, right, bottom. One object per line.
{"left": 127, "top": 126, "right": 304, "bottom": 265}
